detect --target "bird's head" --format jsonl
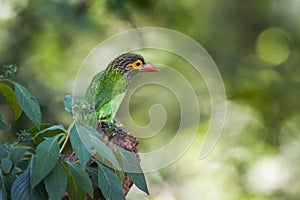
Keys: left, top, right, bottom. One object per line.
{"left": 110, "top": 53, "right": 159, "bottom": 79}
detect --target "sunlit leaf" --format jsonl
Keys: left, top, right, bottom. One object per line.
{"left": 97, "top": 161, "right": 125, "bottom": 200}
{"left": 69, "top": 124, "right": 91, "bottom": 167}
{"left": 66, "top": 161, "right": 93, "bottom": 197}
{"left": 0, "top": 83, "right": 22, "bottom": 119}
{"left": 13, "top": 82, "right": 41, "bottom": 129}
{"left": 119, "top": 149, "right": 149, "bottom": 195}
{"left": 44, "top": 162, "right": 67, "bottom": 200}
{"left": 31, "top": 135, "right": 61, "bottom": 187}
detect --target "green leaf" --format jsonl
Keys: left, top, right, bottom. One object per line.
{"left": 97, "top": 162, "right": 125, "bottom": 200}
{"left": 37, "top": 124, "right": 66, "bottom": 135}
{"left": 63, "top": 95, "right": 74, "bottom": 114}
{"left": 27, "top": 124, "right": 66, "bottom": 145}
{"left": 13, "top": 82, "right": 41, "bottom": 128}
{"left": 0, "top": 113, "right": 10, "bottom": 131}
{"left": 1, "top": 170, "right": 16, "bottom": 199}
{"left": 69, "top": 124, "right": 91, "bottom": 167}
{"left": 1, "top": 157, "right": 13, "bottom": 174}
{"left": 11, "top": 164, "right": 48, "bottom": 200}
{"left": 31, "top": 136, "right": 61, "bottom": 187}
{"left": 9, "top": 146, "right": 29, "bottom": 166}
{"left": 86, "top": 167, "right": 98, "bottom": 184}
{"left": 119, "top": 149, "right": 149, "bottom": 195}
{"left": 66, "top": 161, "right": 93, "bottom": 197}
{"left": 44, "top": 162, "right": 67, "bottom": 200}
{"left": 0, "top": 83, "right": 22, "bottom": 119}
{"left": 62, "top": 162, "right": 85, "bottom": 200}
{"left": 75, "top": 123, "right": 121, "bottom": 170}
{"left": 0, "top": 143, "right": 9, "bottom": 160}
{"left": 0, "top": 183, "right": 8, "bottom": 200}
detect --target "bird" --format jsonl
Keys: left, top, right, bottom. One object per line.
{"left": 84, "top": 53, "right": 159, "bottom": 128}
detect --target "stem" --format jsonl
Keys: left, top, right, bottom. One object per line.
{"left": 59, "top": 122, "right": 74, "bottom": 153}
{"left": 59, "top": 133, "right": 69, "bottom": 154}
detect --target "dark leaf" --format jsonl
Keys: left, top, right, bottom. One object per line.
{"left": 0, "top": 143, "right": 9, "bottom": 160}
{"left": 66, "top": 161, "right": 93, "bottom": 197}
{"left": 1, "top": 172, "right": 15, "bottom": 199}
{"left": 27, "top": 124, "right": 65, "bottom": 145}
{"left": 0, "top": 185, "right": 7, "bottom": 200}
{"left": 9, "top": 146, "right": 29, "bottom": 166}
{"left": 62, "top": 161, "right": 86, "bottom": 200}
{"left": 97, "top": 162, "right": 125, "bottom": 200}
{"left": 1, "top": 157, "right": 13, "bottom": 174}
{"left": 31, "top": 136, "right": 61, "bottom": 187}
{"left": 119, "top": 149, "right": 149, "bottom": 195}
{"left": 14, "top": 82, "right": 41, "bottom": 129}
{"left": 86, "top": 167, "right": 97, "bottom": 184}
{"left": 11, "top": 164, "right": 48, "bottom": 200}
{"left": 0, "top": 113, "right": 10, "bottom": 132}
{"left": 44, "top": 162, "right": 67, "bottom": 200}
{"left": 69, "top": 124, "right": 91, "bottom": 167}
{"left": 0, "top": 83, "right": 22, "bottom": 120}
{"left": 37, "top": 124, "right": 66, "bottom": 135}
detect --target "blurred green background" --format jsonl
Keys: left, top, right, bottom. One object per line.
{"left": 1, "top": 0, "right": 300, "bottom": 199}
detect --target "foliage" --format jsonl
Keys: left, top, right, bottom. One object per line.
{"left": 0, "top": 66, "right": 148, "bottom": 199}
{"left": 1, "top": 1, "right": 300, "bottom": 199}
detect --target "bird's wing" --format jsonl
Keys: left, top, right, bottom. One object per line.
{"left": 84, "top": 70, "right": 105, "bottom": 104}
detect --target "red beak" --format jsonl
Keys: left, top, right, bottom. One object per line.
{"left": 140, "top": 63, "right": 159, "bottom": 72}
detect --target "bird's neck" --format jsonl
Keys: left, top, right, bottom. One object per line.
{"left": 103, "top": 67, "right": 129, "bottom": 92}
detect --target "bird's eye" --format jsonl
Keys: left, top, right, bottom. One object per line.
{"left": 136, "top": 61, "right": 141, "bottom": 66}
{"left": 131, "top": 59, "right": 143, "bottom": 69}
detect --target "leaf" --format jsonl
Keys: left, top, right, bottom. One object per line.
{"left": 63, "top": 95, "right": 74, "bottom": 114}
{"left": 31, "top": 136, "right": 61, "bottom": 187}
{"left": 86, "top": 167, "right": 98, "bottom": 184}
{"left": 11, "top": 163, "right": 48, "bottom": 200}
{"left": 0, "top": 113, "right": 10, "bottom": 131}
{"left": 1, "top": 157, "right": 13, "bottom": 174}
{"left": 0, "top": 172, "right": 8, "bottom": 200}
{"left": 9, "top": 146, "right": 29, "bottom": 166}
{"left": 44, "top": 162, "right": 67, "bottom": 200}
{"left": 1, "top": 171, "right": 15, "bottom": 199}
{"left": 37, "top": 124, "right": 66, "bottom": 135}
{"left": 13, "top": 82, "right": 41, "bottom": 128}
{"left": 0, "top": 83, "right": 22, "bottom": 119}
{"left": 119, "top": 149, "right": 149, "bottom": 195}
{"left": 97, "top": 162, "right": 125, "bottom": 200}
{"left": 66, "top": 161, "right": 93, "bottom": 197}
{"left": 27, "top": 124, "right": 66, "bottom": 145}
{"left": 0, "top": 143, "right": 9, "bottom": 160}
{"left": 62, "top": 162, "right": 85, "bottom": 200}
{"left": 69, "top": 124, "right": 91, "bottom": 167}
{"left": 75, "top": 123, "right": 121, "bottom": 170}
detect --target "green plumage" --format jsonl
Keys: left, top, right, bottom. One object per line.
{"left": 84, "top": 53, "right": 158, "bottom": 127}
{"left": 85, "top": 66, "right": 127, "bottom": 123}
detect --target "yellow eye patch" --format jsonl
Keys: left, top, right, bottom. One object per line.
{"left": 131, "top": 59, "right": 143, "bottom": 69}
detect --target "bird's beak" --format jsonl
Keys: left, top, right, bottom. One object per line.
{"left": 140, "top": 63, "right": 159, "bottom": 72}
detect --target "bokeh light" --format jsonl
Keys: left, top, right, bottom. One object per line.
{"left": 255, "top": 27, "right": 291, "bottom": 66}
